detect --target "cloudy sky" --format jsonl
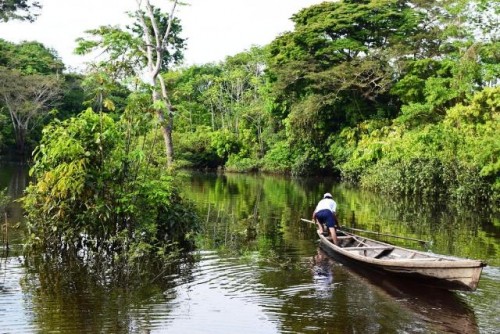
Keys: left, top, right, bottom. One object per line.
{"left": 0, "top": 0, "right": 324, "bottom": 70}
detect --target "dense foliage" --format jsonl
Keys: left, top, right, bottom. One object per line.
{"left": 166, "top": 0, "right": 499, "bottom": 208}
{"left": 164, "top": 47, "right": 270, "bottom": 171}
{"left": 0, "top": 39, "right": 84, "bottom": 154}
{"left": 23, "top": 109, "right": 198, "bottom": 262}
{"left": 346, "top": 87, "right": 499, "bottom": 204}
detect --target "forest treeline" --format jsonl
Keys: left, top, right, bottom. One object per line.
{"left": 1, "top": 0, "right": 499, "bottom": 211}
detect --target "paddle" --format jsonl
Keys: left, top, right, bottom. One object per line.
{"left": 300, "top": 218, "right": 429, "bottom": 245}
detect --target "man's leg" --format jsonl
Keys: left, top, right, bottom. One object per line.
{"left": 329, "top": 227, "right": 338, "bottom": 245}
{"left": 315, "top": 218, "right": 324, "bottom": 233}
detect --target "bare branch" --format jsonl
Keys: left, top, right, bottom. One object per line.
{"left": 161, "top": 0, "right": 179, "bottom": 48}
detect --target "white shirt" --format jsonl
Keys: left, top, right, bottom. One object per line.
{"left": 314, "top": 198, "right": 336, "bottom": 213}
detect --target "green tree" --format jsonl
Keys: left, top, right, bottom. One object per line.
{"left": 0, "top": 39, "right": 64, "bottom": 74}
{"left": 165, "top": 47, "right": 271, "bottom": 170}
{"left": 0, "top": 0, "right": 41, "bottom": 22}
{"left": 340, "top": 86, "right": 499, "bottom": 207}
{"left": 75, "top": 0, "right": 185, "bottom": 167}
{"left": 265, "top": 0, "right": 434, "bottom": 173}
{"left": 0, "top": 67, "right": 62, "bottom": 153}
{"left": 162, "top": 64, "right": 222, "bottom": 131}
{"left": 0, "top": 40, "right": 87, "bottom": 154}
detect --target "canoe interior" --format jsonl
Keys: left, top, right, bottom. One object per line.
{"left": 336, "top": 232, "right": 460, "bottom": 262}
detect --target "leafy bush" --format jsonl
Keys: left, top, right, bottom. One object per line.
{"left": 174, "top": 126, "right": 222, "bottom": 168}
{"left": 211, "top": 129, "right": 241, "bottom": 161}
{"left": 225, "top": 154, "right": 260, "bottom": 173}
{"left": 351, "top": 87, "right": 499, "bottom": 207}
{"left": 23, "top": 108, "right": 199, "bottom": 262}
{"left": 261, "top": 141, "right": 293, "bottom": 174}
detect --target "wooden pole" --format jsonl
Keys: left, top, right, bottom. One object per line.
{"left": 300, "top": 218, "right": 429, "bottom": 244}
{"left": 3, "top": 213, "right": 8, "bottom": 251}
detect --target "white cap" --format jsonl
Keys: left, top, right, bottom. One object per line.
{"left": 323, "top": 193, "right": 332, "bottom": 199}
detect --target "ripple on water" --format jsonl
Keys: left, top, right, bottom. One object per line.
{"left": 460, "top": 265, "right": 500, "bottom": 334}
{"left": 1, "top": 248, "right": 499, "bottom": 334}
{"left": 147, "top": 251, "right": 288, "bottom": 333}
{"left": 0, "top": 257, "right": 36, "bottom": 333}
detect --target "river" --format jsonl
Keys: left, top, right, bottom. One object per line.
{"left": 1, "top": 165, "right": 499, "bottom": 333}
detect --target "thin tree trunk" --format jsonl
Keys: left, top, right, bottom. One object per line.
{"left": 137, "top": 0, "right": 178, "bottom": 167}
{"left": 155, "top": 110, "right": 174, "bottom": 166}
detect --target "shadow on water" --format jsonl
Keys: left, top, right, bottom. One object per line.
{"left": 315, "top": 248, "right": 478, "bottom": 334}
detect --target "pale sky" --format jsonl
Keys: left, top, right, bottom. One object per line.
{"left": 0, "top": 0, "right": 325, "bottom": 71}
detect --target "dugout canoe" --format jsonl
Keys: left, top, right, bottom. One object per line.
{"left": 317, "top": 229, "right": 486, "bottom": 291}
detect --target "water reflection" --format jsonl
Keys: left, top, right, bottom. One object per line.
{"left": 0, "top": 162, "right": 28, "bottom": 247}
{"left": 180, "top": 172, "right": 498, "bottom": 333}
{"left": 0, "top": 237, "right": 496, "bottom": 333}
{"left": 0, "top": 168, "right": 499, "bottom": 333}
{"left": 16, "top": 253, "right": 200, "bottom": 333}
{"left": 182, "top": 172, "right": 499, "bottom": 266}
{"left": 311, "top": 249, "right": 334, "bottom": 298}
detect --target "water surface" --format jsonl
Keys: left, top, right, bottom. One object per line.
{"left": 1, "top": 168, "right": 499, "bottom": 333}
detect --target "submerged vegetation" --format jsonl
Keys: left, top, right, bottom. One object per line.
{"left": 22, "top": 109, "right": 199, "bottom": 266}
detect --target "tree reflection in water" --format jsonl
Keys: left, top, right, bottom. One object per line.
{"left": 20, "top": 253, "right": 198, "bottom": 333}
{"left": 0, "top": 168, "right": 497, "bottom": 333}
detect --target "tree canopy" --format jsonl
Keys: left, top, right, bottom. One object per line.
{"left": 0, "top": 0, "right": 41, "bottom": 22}
{"left": 75, "top": 0, "right": 186, "bottom": 166}
{"left": 165, "top": 0, "right": 499, "bottom": 207}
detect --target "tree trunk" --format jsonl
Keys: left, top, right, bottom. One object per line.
{"left": 15, "top": 126, "right": 25, "bottom": 153}
{"left": 137, "top": 0, "right": 179, "bottom": 167}
{"left": 156, "top": 109, "right": 174, "bottom": 166}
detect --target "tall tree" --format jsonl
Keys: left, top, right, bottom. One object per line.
{"left": 10, "top": 41, "right": 65, "bottom": 74}
{"left": 0, "top": 0, "right": 41, "bottom": 22}
{"left": 264, "top": 0, "right": 451, "bottom": 173}
{"left": 0, "top": 39, "right": 67, "bottom": 153}
{"left": 76, "top": 0, "right": 185, "bottom": 166}
{"left": 134, "top": 0, "right": 181, "bottom": 166}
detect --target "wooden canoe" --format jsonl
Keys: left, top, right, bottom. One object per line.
{"left": 317, "top": 229, "right": 486, "bottom": 291}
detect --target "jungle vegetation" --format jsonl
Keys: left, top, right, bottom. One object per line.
{"left": 0, "top": 0, "right": 498, "bottom": 264}
{"left": 1, "top": 1, "right": 200, "bottom": 271}
{"left": 168, "top": 0, "right": 499, "bottom": 207}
